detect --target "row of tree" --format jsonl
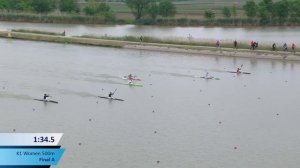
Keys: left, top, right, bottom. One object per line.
{"left": 0, "top": 0, "right": 176, "bottom": 22}
{"left": 208, "top": 0, "right": 300, "bottom": 24}
{"left": 0, "top": 0, "right": 116, "bottom": 20}
{"left": 0, "top": 0, "right": 299, "bottom": 25}
{"left": 0, "top": 0, "right": 57, "bottom": 13}
{"left": 204, "top": 5, "right": 237, "bottom": 21}
{"left": 0, "top": 0, "right": 112, "bottom": 15}
{"left": 125, "top": 0, "right": 176, "bottom": 20}
{"left": 243, "top": 0, "right": 300, "bottom": 24}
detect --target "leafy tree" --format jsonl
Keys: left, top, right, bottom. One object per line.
{"left": 243, "top": 0, "right": 257, "bottom": 18}
{"left": 0, "top": 0, "right": 13, "bottom": 11}
{"left": 0, "top": 0, "right": 32, "bottom": 12}
{"left": 84, "top": 0, "right": 115, "bottom": 21}
{"left": 97, "top": 2, "right": 111, "bottom": 14}
{"left": 204, "top": 10, "right": 215, "bottom": 20}
{"left": 158, "top": 0, "right": 176, "bottom": 18}
{"left": 59, "top": 0, "right": 79, "bottom": 13}
{"left": 98, "top": 2, "right": 116, "bottom": 21}
{"left": 262, "top": 0, "right": 274, "bottom": 13}
{"left": 31, "top": 0, "right": 56, "bottom": 13}
{"left": 125, "top": 0, "right": 155, "bottom": 20}
{"left": 260, "top": 0, "right": 276, "bottom": 18}
{"left": 289, "top": 0, "right": 300, "bottom": 19}
{"left": 147, "top": 3, "right": 159, "bottom": 20}
{"left": 258, "top": 2, "right": 270, "bottom": 24}
{"left": 231, "top": 4, "right": 237, "bottom": 18}
{"left": 84, "top": 0, "right": 99, "bottom": 15}
{"left": 273, "top": 0, "right": 289, "bottom": 22}
{"left": 222, "top": 7, "right": 231, "bottom": 18}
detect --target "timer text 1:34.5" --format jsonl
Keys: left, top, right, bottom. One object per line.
{"left": 34, "top": 137, "right": 55, "bottom": 143}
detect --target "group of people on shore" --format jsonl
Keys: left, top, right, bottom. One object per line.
{"left": 250, "top": 41, "right": 259, "bottom": 50}
{"left": 215, "top": 40, "right": 296, "bottom": 53}
{"left": 272, "top": 42, "right": 296, "bottom": 52}
{"left": 249, "top": 41, "right": 296, "bottom": 52}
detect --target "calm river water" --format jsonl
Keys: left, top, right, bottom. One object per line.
{"left": 0, "top": 21, "right": 299, "bottom": 44}
{"left": 0, "top": 37, "right": 300, "bottom": 167}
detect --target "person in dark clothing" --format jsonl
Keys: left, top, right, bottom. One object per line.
{"left": 234, "top": 40, "right": 237, "bottom": 49}
{"left": 140, "top": 36, "right": 143, "bottom": 42}
{"left": 216, "top": 40, "right": 220, "bottom": 48}
{"left": 283, "top": 43, "right": 288, "bottom": 51}
{"left": 62, "top": 30, "right": 66, "bottom": 36}
{"left": 251, "top": 41, "right": 256, "bottom": 50}
{"left": 44, "top": 94, "right": 50, "bottom": 100}
{"left": 272, "top": 43, "right": 276, "bottom": 51}
{"left": 255, "top": 41, "right": 258, "bottom": 49}
{"left": 108, "top": 92, "right": 114, "bottom": 98}
{"left": 253, "top": 42, "right": 257, "bottom": 50}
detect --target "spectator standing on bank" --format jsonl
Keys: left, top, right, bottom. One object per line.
{"left": 234, "top": 40, "right": 237, "bottom": 49}
{"left": 292, "top": 43, "right": 296, "bottom": 53}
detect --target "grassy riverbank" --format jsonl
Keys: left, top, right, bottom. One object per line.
{"left": 11, "top": 29, "right": 63, "bottom": 36}
{"left": 0, "top": 30, "right": 299, "bottom": 61}
{"left": 0, "top": 31, "right": 125, "bottom": 48}
{"left": 80, "top": 35, "right": 299, "bottom": 52}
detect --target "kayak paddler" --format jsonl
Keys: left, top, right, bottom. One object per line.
{"left": 108, "top": 92, "right": 114, "bottom": 98}
{"left": 128, "top": 74, "right": 133, "bottom": 80}
{"left": 205, "top": 72, "right": 210, "bottom": 78}
{"left": 44, "top": 94, "right": 50, "bottom": 100}
{"left": 108, "top": 88, "right": 118, "bottom": 98}
{"left": 237, "top": 67, "right": 241, "bottom": 73}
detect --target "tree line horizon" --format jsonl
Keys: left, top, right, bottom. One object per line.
{"left": 0, "top": 0, "right": 299, "bottom": 25}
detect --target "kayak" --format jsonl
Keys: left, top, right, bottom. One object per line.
{"left": 33, "top": 99, "right": 58, "bottom": 104}
{"left": 123, "top": 83, "right": 143, "bottom": 87}
{"left": 195, "top": 76, "right": 220, "bottom": 80}
{"left": 98, "top": 96, "right": 124, "bottom": 101}
{"left": 199, "top": 76, "right": 214, "bottom": 79}
{"left": 122, "top": 76, "right": 141, "bottom": 81}
{"left": 227, "top": 71, "right": 251, "bottom": 74}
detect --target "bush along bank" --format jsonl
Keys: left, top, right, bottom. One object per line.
{"left": 0, "top": 13, "right": 118, "bottom": 24}
{"left": 1, "top": 12, "right": 299, "bottom": 27}
{"left": 137, "top": 18, "right": 300, "bottom": 27}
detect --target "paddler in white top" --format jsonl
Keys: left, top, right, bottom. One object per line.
{"left": 205, "top": 72, "right": 211, "bottom": 78}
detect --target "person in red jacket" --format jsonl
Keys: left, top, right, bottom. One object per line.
{"left": 216, "top": 40, "right": 220, "bottom": 48}
{"left": 250, "top": 41, "right": 253, "bottom": 50}
{"left": 292, "top": 43, "right": 296, "bottom": 53}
